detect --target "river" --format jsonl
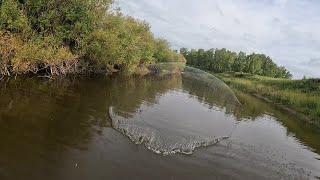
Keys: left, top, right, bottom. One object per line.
{"left": 0, "top": 75, "right": 319, "bottom": 179}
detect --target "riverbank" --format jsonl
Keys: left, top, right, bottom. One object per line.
{"left": 215, "top": 72, "right": 320, "bottom": 127}
{"left": 0, "top": 1, "right": 186, "bottom": 77}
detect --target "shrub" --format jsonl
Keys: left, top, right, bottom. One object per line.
{"left": 0, "top": 0, "right": 183, "bottom": 77}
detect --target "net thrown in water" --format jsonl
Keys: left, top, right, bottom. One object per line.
{"left": 108, "top": 63, "right": 240, "bottom": 155}
{"left": 150, "top": 63, "right": 240, "bottom": 105}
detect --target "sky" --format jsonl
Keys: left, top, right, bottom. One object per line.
{"left": 116, "top": 0, "right": 320, "bottom": 78}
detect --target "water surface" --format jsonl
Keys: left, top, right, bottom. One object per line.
{"left": 0, "top": 75, "right": 319, "bottom": 179}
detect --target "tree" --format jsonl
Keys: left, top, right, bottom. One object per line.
{"left": 181, "top": 47, "right": 292, "bottom": 79}
{"left": 232, "top": 51, "right": 246, "bottom": 72}
{"left": 0, "top": 0, "right": 182, "bottom": 76}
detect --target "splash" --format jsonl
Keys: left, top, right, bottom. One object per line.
{"left": 109, "top": 106, "right": 229, "bottom": 156}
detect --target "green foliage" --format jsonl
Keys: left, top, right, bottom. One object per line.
{"left": 0, "top": 0, "right": 182, "bottom": 76}
{"left": 12, "top": 36, "right": 77, "bottom": 75}
{"left": 181, "top": 48, "right": 292, "bottom": 79}
{"left": 216, "top": 72, "right": 320, "bottom": 123}
{"left": 153, "top": 39, "right": 171, "bottom": 62}
{"left": 0, "top": 0, "right": 30, "bottom": 33}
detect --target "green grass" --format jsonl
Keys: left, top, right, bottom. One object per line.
{"left": 215, "top": 72, "right": 320, "bottom": 124}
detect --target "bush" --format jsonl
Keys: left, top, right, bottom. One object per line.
{"left": 12, "top": 37, "right": 77, "bottom": 75}
{"left": 0, "top": 0, "right": 183, "bottom": 77}
{"left": 0, "top": 31, "right": 22, "bottom": 76}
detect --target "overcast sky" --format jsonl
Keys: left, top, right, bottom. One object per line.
{"left": 117, "top": 0, "right": 320, "bottom": 78}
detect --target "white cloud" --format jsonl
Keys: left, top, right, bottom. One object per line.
{"left": 117, "top": 0, "right": 320, "bottom": 78}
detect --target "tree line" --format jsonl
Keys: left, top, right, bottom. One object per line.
{"left": 180, "top": 48, "right": 292, "bottom": 79}
{"left": 0, "top": 0, "right": 184, "bottom": 77}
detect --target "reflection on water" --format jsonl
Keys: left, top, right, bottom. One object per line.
{"left": 0, "top": 75, "right": 319, "bottom": 179}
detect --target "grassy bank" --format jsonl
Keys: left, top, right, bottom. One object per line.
{"left": 215, "top": 72, "right": 320, "bottom": 125}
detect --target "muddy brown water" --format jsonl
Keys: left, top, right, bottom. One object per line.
{"left": 0, "top": 75, "right": 319, "bottom": 180}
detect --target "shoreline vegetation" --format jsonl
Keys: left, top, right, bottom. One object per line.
{"left": 0, "top": 0, "right": 185, "bottom": 78}
{"left": 180, "top": 47, "right": 319, "bottom": 126}
{"left": 180, "top": 48, "right": 292, "bottom": 79}
{"left": 216, "top": 73, "right": 320, "bottom": 127}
